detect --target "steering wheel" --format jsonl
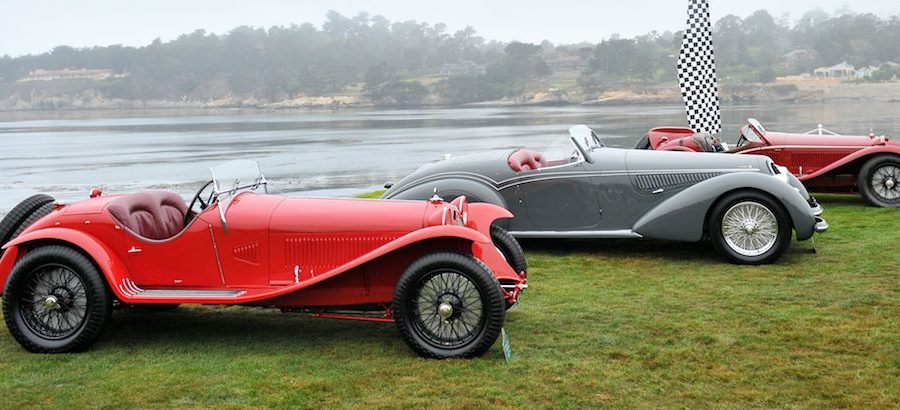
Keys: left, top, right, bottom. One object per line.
{"left": 185, "top": 180, "right": 215, "bottom": 226}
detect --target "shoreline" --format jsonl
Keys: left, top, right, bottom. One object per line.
{"left": 2, "top": 81, "right": 900, "bottom": 113}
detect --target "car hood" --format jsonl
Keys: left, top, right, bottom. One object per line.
{"left": 268, "top": 197, "right": 434, "bottom": 234}
{"left": 763, "top": 132, "right": 900, "bottom": 147}
{"left": 622, "top": 148, "right": 771, "bottom": 173}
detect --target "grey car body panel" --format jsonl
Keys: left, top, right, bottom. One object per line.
{"left": 632, "top": 172, "right": 817, "bottom": 241}
{"left": 383, "top": 125, "right": 819, "bottom": 242}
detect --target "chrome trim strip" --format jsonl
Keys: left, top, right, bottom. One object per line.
{"left": 738, "top": 145, "right": 866, "bottom": 155}
{"left": 396, "top": 168, "right": 762, "bottom": 194}
{"left": 208, "top": 224, "right": 226, "bottom": 285}
{"left": 139, "top": 289, "right": 246, "bottom": 298}
{"left": 508, "top": 230, "right": 643, "bottom": 239}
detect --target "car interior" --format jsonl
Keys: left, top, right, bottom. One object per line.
{"left": 107, "top": 190, "right": 189, "bottom": 241}
{"left": 507, "top": 149, "right": 548, "bottom": 172}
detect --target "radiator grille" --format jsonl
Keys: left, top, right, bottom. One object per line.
{"left": 634, "top": 172, "right": 722, "bottom": 192}
{"left": 283, "top": 234, "right": 400, "bottom": 271}
{"left": 791, "top": 152, "right": 848, "bottom": 169}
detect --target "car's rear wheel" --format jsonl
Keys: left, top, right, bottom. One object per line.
{"left": 2, "top": 245, "right": 112, "bottom": 353}
{"left": 0, "top": 194, "right": 55, "bottom": 258}
{"left": 858, "top": 155, "right": 900, "bottom": 208}
{"left": 708, "top": 191, "right": 792, "bottom": 265}
{"left": 393, "top": 252, "right": 505, "bottom": 359}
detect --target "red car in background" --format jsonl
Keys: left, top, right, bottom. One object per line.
{"left": 0, "top": 160, "right": 527, "bottom": 359}
{"left": 639, "top": 119, "right": 900, "bottom": 207}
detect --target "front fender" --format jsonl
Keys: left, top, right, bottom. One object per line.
{"left": 632, "top": 172, "right": 817, "bottom": 242}
{"left": 383, "top": 177, "right": 506, "bottom": 207}
{"left": 1, "top": 227, "right": 131, "bottom": 299}
{"left": 465, "top": 202, "right": 513, "bottom": 239}
{"left": 280, "top": 224, "right": 518, "bottom": 290}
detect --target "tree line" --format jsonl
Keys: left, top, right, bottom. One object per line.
{"left": 1, "top": 9, "right": 899, "bottom": 106}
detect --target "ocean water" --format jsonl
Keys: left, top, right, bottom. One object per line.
{"left": 1, "top": 102, "right": 898, "bottom": 214}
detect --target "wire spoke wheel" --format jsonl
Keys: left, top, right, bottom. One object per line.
{"left": 721, "top": 201, "right": 779, "bottom": 257}
{"left": 411, "top": 270, "right": 485, "bottom": 348}
{"left": 871, "top": 164, "right": 900, "bottom": 201}
{"left": 18, "top": 264, "right": 88, "bottom": 340}
{"left": 394, "top": 252, "right": 504, "bottom": 358}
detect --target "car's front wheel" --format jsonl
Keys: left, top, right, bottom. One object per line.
{"left": 708, "top": 191, "right": 792, "bottom": 265}
{"left": 490, "top": 224, "right": 527, "bottom": 275}
{"left": 393, "top": 252, "right": 505, "bottom": 359}
{"left": 2, "top": 245, "right": 112, "bottom": 353}
{"left": 858, "top": 155, "right": 900, "bottom": 208}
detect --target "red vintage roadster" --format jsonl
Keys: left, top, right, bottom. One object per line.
{"left": 0, "top": 161, "right": 527, "bottom": 358}
{"left": 639, "top": 119, "right": 900, "bottom": 207}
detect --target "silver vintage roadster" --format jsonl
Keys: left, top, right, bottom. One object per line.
{"left": 382, "top": 125, "right": 828, "bottom": 265}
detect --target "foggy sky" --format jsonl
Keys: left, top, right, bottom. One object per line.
{"left": 2, "top": 0, "right": 898, "bottom": 57}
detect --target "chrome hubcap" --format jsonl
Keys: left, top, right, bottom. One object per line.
{"left": 722, "top": 201, "right": 779, "bottom": 257}
{"left": 42, "top": 295, "right": 61, "bottom": 311}
{"left": 872, "top": 165, "right": 900, "bottom": 201}
{"left": 437, "top": 302, "right": 454, "bottom": 320}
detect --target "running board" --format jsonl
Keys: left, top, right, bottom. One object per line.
{"left": 119, "top": 278, "right": 246, "bottom": 299}
{"left": 508, "top": 230, "right": 643, "bottom": 239}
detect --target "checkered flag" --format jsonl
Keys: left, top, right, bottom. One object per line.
{"left": 678, "top": 0, "right": 721, "bottom": 135}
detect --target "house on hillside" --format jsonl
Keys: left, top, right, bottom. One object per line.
{"left": 548, "top": 55, "right": 588, "bottom": 73}
{"left": 439, "top": 61, "right": 484, "bottom": 76}
{"left": 813, "top": 62, "right": 855, "bottom": 79}
{"left": 779, "top": 49, "right": 818, "bottom": 71}
{"left": 18, "top": 68, "right": 125, "bottom": 82}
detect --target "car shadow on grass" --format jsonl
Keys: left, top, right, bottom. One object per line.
{"left": 99, "top": 306, "right": 407, "bottom": 355}
{"left": 520, "top": 238, "right": 717, "bottom": 262}
{"left": 813, "top": 193, "right": 866, "bottom": 206}
{"left": 519, "top": 236, "right": 816, "bottom": 264}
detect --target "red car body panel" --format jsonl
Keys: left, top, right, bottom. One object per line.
{"left": 1, "top": 192, "right": 523, "bottom": 310}
{"left": 647, "top": 126, "right": 900, "bottom": 192}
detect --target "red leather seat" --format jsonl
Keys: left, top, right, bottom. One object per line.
{"left": 107, "top": 191, "right": 188, "bottom": 240}
{"left": 508, "top": 149, "right": 547, "bottom": 172}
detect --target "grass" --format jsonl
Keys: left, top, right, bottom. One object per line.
{"left": 0, "top": 194, "right": 897, "bottom": 408}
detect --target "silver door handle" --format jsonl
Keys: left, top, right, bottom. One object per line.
{"left": 127, "top": 246, "right": 142, "bottom": 254}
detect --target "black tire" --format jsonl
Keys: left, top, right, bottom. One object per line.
{"left": 12, "top": 202, "right": 54, "bottom": 238}
{"left": 393, "top": 252, "right": 505, "bottom": 359}
{"left": 708, "top": 191, "right": 792, "bottom": 265}
{"left": 857, "top": 155, "right": 900, "bottom": 208}
{"left": 0, "top": 194, "right": 55, "bottom": 258}
{"left": 490, "top": 224, "right": 527, "bottom": 274}
{"left": 3, "top": 245, "right": 112, "bottom": 353}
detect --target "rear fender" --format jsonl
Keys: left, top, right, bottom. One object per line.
{"left": 801, "top": 145, "right": 900, "bottom": 181}
{"left": 385, "top": 178, "right": 506, "bottom": 207}
{"left": 632, "top": 172, "right": 817, "bottom": 242}
{"left": 1, "top": 228, "right": 131, "bottom": 299}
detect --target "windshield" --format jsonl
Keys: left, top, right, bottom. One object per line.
{"left": 738, "top": 122, "right": 763, "bottom": 148}
{"left": 209, "top": 160, "right": 267, "bottom": 225}
{"left": 543, "top": 136, "right": 583, "bottom": 164}
{"left": 211, "top": 159, "right": 267, "bottom": 196}
{"left": 569, "top": 125, "right": 605, "bottom": 153}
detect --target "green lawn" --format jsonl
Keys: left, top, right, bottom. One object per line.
{"left": 0, "top": 194, "right": 897, "bottom": 408}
